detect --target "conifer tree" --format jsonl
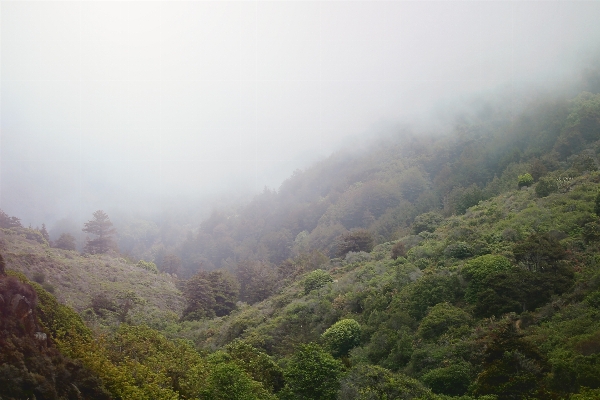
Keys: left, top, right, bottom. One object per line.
{"left": 82, "top": 210, "right": 116, "bottom": 254}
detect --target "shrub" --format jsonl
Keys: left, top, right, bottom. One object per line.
{"left": 303, "top": 269, "right": 333, "bottom": 295}
{"left": 412, "top": 212, "right": 443, "bottom": 234}
{"left": 416, "top": 302, "right": 471, "bottom": 341}
{"left": 422, "top": 362, "right": 471, "bottom": 396}
{"left": 391, "top": 241, "right": 406, "bottom": 259}
{"left": 282, "top": 343, "right": 343, "bottom": 400}
{"left": 462, "top": 255, "right": 512, "bottom": 303}
{"left": 136, "top": 260, "right": 158, "bottom": 274}
{"left": 321, "top": 318, "right": 361, "bottom": 357}
{"left": 535, "top": 177, "right": 558, "bottom": 197}
{"left": 443, "top": 242, "right": 473, "bottom": 259}
{"left": 335, "top": 229, "right": 374, "bottom": 257}
{"left": 339, "top": 364, "right": 436, "bottom": 400}
{"left": 518, "top": 173, "right": 534, "bottom": 188}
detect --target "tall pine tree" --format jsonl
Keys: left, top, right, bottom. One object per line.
{"left": 82, "top": 210, "right": 116, "bottom": 254}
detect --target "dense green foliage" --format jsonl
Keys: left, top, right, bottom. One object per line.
{"left": 321, "top": 318, "right": 362, "bottom": 357}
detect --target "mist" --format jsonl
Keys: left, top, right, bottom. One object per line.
{"left": 2, "top": 1, "right": 600, "bottom": 228}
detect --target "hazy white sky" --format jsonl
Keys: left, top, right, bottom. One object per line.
{"left": 2, "top": 1, "right": 600, "bottom": 224}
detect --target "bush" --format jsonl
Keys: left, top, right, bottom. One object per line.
{"left": 535, "top": 177, "right": 558, "bottom": 197}
{"left": 321, "top": 319, "right": 361, "bottom": 357}
{"left": 462, "top": 255, "right": 512, "bottom": 304}
{"left": 412, "top": 212, "right": 443, "bottom": 234}
{"left": 518, "top": 173, "right": 534, "bottom": 188}
{"left": 303, "top": 269, "right": 333, "bottom": 295}
{"left": 416, "top": 302, "right": 471, "bottom": 341}
{"left": 136, "top": 260, "right": 158, "bottom": 274}
{"left": 335, "top": 229, "right": 374, "bottom": 257}
{"left": 422, "top": 362, "right": 471, "bottom": 396}
{"left": 443, "top": 242, "right": 473, "bottom": 259}
{"left": 391, "top": 241, "right": 406, "bottom": 259}
{"left": 339, "top": 365, "right": 436, "bottom": 400}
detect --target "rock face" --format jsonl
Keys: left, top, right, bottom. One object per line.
{"left": 0, "top": 272, "right": 112, "bottom": 399}
{"left": 0, "top": 276, "right": 38, "bottom": 336}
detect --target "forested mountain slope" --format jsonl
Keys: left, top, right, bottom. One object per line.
{"left": 3, "top": 83, "right": 600, "bottom": 398}
{"left": 175, "top": 88, "right": 600, "bottom": 279}
{"left": 172, "top": 167, "right": 600, "bottom": 399}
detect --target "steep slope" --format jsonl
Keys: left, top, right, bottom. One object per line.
{"left": 171, "top": 167, "right": 600, "bottom": 398}
{"left": 0, "top": 229, "right": 184, "bottom": 329}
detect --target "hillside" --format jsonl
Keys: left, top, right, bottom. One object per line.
{"left": 0, "top": 228, "right": 184, "bottom": 330}
{"left": 3, "top": 84, "right": 600, "bottom": 399}
{"left": 169, "top": 169, "right": 600, "bottom": 398}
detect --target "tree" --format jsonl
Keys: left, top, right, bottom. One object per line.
{"left": 471, "top": 317, "right": 550, "bottom": 399}
{"left": 303, "top": 269, "right": 333, "bottom": 295}
{"left": 321, "top": 318, "right": 361, "bottom": 357}
{"left": 236, "top": 260, "right": 278, "bottom": 304}
{"left": 54, "top": 233, "right": 77, "bottom": 251}
{"left": 181, "top": 270, "right": 239, "bottom": 321}
{"left": 281, "top": 343, "right": 343, "bottom": 400}
{"left": 422, "top": 362, "right": 471, "bottom": 396}
{"left": 462, "top": 254, "right": 512, "bottom": 304}
{"left": 160, "top": 253, "right": 182, "bottom": 275}
{"left": 412, "top": 212, "right": 443, "bottom": 234}
{"left": 518, "top": 173, "right": 534, "bottom": 188}
{"left": 0, "top": 209, "right": 21, "bottom": 229}
{"left": 513, "top": 233, "right": 565, "bottom": 272}
{"left": 82, "top": 210, "right": 116, "bottom": 254}
{"left": 182, "top": 272, "right": 217, "bottom": 321}
{"left": 39, "top": 223, "right": 50, "bottom": 243}
{"left": 339, "top": 365, "right": 436, "bottom": 400}
{"left": 535, "top": 177, "right": 558, "bottom": 197}
{"left": 529, "top": 158, "right": 548, "bottom": 181}
{"left": 416, "top": 302, "right": 471, "bottom": 341}
{"left": 225, "top": 340, "right": 285, "bottom": 393}
{"left": 335, "top": 229, "right": 374, "bottom": 257}
{"left": 390, "top": 241, "right": 406, "bottom": 259}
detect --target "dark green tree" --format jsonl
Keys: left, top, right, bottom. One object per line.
{"left": 182, "top": 270, "right": 239, "bottom": 321}
{"left": 471, "top": 317, "right": 550, "bottom": 399}
{"left": 422, "top": 362, "right": 472, "bottom": 396}
{"left": 281, "top": 343, "right": 343, "bottom": 400}
{"left": 236, "top": 260, "right": 278, "bottom": 304}
{"left": 595, "top": 191, "right": 600, "bottom": 216}
{"left": 182, "top": 272, "right": 217, "bottom": 321}
{"left": 530, "top": 158, "right": 548, "bottom": 181}
{"left": 335, "top": 229, "right": 374, "bottom": 257}
{"left": 225, "top": 340, "right": 285, "bottom": 393}
{"left": 513, "top": 233, "right": 566, "bottom": 272}
{"left": 412, "top": 212, "right": 443, "bottom": 234}
{"left": 535, "top": 177, "right": 558, "bottom": 197}
{"left": 339, "top": 365, "right": 435, "bottom": 400}
{"left": 82, "top": 210, "right": 116, "bottom": 254}
{"left": 207, "top": 270, "right": 240, "bottom": 317}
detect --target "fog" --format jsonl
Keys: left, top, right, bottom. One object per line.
{"left": 2, "top": 1, "right": 600, "bottom": 227}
